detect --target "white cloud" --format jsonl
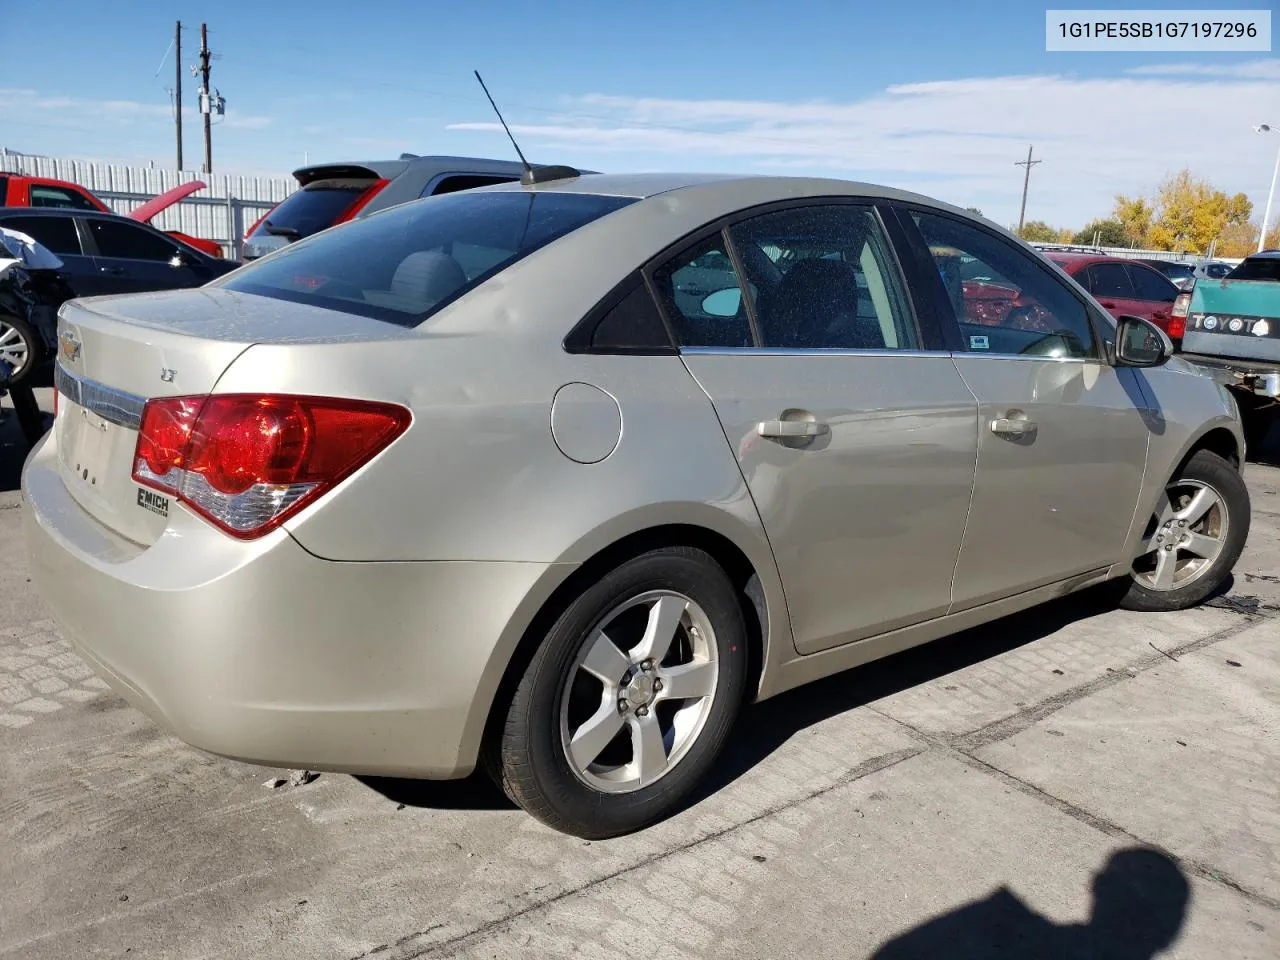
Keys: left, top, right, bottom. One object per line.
{"left": 0, "top": 88, "right": 273, "bottom": 132}
{"left": 445, "top": 60, "right": 1280, "bottom": 227}
{"left": 1125, "top": 60, "right": 1280, "bottom": 78}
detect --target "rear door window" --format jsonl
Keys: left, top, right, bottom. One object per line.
{"left": 1228, "top": 257, "right": 1280, "bottom": 281}
{"left": 250, "top": 179, "right": 376, "bottom": 239}
{"left": 1128, "top": 264, "right": 1177, "bottom": 302}
{"left": 87, "top": 219, "right": 178, "bottom": 261}
{"left": 1, "top": 215, "right": 82, "bottom": 255}
{"left": 219, "top": 190, "right": 635, "bottom": 326}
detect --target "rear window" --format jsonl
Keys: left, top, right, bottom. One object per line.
{"left": 1159, "top": 262, "right": 1195, "bottom": 279}
{"left": 1227, "top": 257, "right": 1280, "bottom": 282}
{"left": 219, "top": 190, "right": 635, "bottom": 326}
{"left": 249, "top": 178, "right": 377, "bottom": 240}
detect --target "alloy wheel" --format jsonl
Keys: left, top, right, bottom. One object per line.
{"left": 559, "top": 590, "right": 719, "bottom": 794}
{"left": 1133, "top": 479, "right": 1228, "bottom": 591}
{"left": 0, "top": 320, "right": 31, "bottom": 376}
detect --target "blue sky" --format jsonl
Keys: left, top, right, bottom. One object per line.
{"left": 1, "top": 0, "right": 1277, "bottom": 228}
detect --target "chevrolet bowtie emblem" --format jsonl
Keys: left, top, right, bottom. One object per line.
{"left": 59, "top": 331, "right": 81, "bottom": 363}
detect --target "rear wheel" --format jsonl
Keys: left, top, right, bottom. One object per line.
{"left": 492, "top": 546, "right": 747, "bottom": 838}
{"left": 0, "top": 313, "right": 40, "bottom": 386}
{"left": 1119, "top": 450, "right": 1250, "bottom": 612}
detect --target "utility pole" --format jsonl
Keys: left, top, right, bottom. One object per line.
{"left": 174, "top": 21, "right": 183, "bottom": 170}
{"left": 1014, "top": 144, "right": 1043, "bottom": 235}
{"left": 199, "top": 23, "right": 212, "bottom": 173}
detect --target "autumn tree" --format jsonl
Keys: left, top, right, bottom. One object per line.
{"left": 1122, "top": 169, "right": 1253, "bottom": 253}
{"left": 1112, "top": 195, "right": 1153, "bottom": 246}
{"left": 1072, "top": 218, "right": 1129, "bottom": 247}
{"left": 1216, "top": 220, "right": 1280, "bottom": 258}
{"left": 1018, "top": 220, "right": 1059, "bottom": 242}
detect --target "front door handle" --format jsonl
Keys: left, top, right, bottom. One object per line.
{"left": 99, "top": 266, "right": 126, "bottom": 275}
{"left": 990, "top": 415, "right": 1037, "bottom": 437}
{"left": 1099, "top": 300, "right": 1117, "bottom": 309}
{"left": 758, "top": 419, "right": 830, "bottom": 439}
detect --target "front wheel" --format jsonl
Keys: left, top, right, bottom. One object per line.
{"left": 1119, "top": 450, "right": 1250, "bottom": 612}
{"left": 491, "top": 547, "right": 747, "bottom": 838}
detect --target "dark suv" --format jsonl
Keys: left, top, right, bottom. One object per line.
{"left": 241, "top": 154, "right": 596, "bottom": 261}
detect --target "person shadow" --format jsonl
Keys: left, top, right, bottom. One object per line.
{"left": 869, "top": 847, "right": 1190, "bottom": 960}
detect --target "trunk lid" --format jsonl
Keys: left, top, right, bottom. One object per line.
{"left": 53, "top": 287, "right": 406, "bottom": 546}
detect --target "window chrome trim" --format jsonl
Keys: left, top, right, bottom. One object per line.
{"left": 679, "top": 347, "right": 948, "bottom": 359}
{"left": 54, "top": 363, "right": 146, "bottom": 430}
{"left": 678, "top": 346, "right": 1098, "bottom": 363}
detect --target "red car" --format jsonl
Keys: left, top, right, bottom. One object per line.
{"left": 1046, "top": 252, "right": 1186, "bottom": 343}
{"left": 0, "top": 173, "right": 223, "bottom": 258}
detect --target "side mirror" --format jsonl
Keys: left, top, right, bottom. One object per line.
{"left": 1114, "top": 315, "right": 1172, "bottom": 367}
{"left": 701, "top": 287, "right": 743, "bottom": 318}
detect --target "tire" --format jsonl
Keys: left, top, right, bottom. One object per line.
{"left": 1118, "top": 450, "right": 1250, "bottom": 612}
{"left": 0, "top": 313, "right": 41, "bottom": 387}
{"left": 491, "top": 546, "right": 748, "bottom": 838}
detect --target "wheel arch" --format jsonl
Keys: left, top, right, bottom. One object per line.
{"left": 456, "top": 506, "right": 790, "bottom": 775}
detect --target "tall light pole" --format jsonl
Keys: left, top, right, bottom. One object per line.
{"left": 1256, "top": 124, "right": 1279, "bottom": 253}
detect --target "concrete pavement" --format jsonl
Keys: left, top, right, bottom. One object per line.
{"left": 2, "top": 388, "right": 1278, "bottom": 959}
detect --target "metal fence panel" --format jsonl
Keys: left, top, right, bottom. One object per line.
{"left": 0, "top": 150, "right": 295, "bottom": 258}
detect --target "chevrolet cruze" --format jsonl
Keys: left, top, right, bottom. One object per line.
{"left": 24, "top": 172, "right": 1250, "bottom": 838}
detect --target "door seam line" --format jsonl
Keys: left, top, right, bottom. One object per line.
{"left": 945, "top": 352, "right": 982, "bottom": 617}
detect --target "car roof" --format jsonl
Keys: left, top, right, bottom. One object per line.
{"left": 1041, "top": 252, "right": 1133, "bottom": 267}
{"left": 474, "top": 171, "right": 991, "bottom": 211}
{"left": 0, "top": 206, "right": 118, "bottom": 218}
{"left": 1245, "top": 250, "right": 1280, "bottom": 260}
{"left": 291, "top": 155, "right": 595, "bottom": 183}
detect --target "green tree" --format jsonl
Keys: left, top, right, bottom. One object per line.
{"left": 1072, "top": 218, "right": 1129, "bottom": 247}
{"left": 964, "top": 206, "right": 984, "bottom": 217}
{"left": 1019, "top": 220, "right": 1059, "bottom": 243}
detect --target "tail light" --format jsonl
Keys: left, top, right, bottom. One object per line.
{"left": 244, "top": 202, "right": 280, "bottom": 239}
{"left": 52, "top": 386, "right": 58, "bottom": 418}
{"left": 132, "top": 394, "right": 410, "bottom": 539}
{"left": 333, "top": 179, "right": 390, "bottom": 225}
{"left": 1172, "top": 292, "right": 1191, "bottom": 320}
{"left": 1167, "top": 316, "right": 1186, "bottom": 340}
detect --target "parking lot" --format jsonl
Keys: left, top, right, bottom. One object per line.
{"left": 2, "top": 386, "right": 1278, "bottom": 960}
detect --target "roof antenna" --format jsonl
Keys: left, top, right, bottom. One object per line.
{"left": 473, "top": 70, "right": 581, "bottom": 186}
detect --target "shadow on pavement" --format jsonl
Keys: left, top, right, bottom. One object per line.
{"left": 359, "top": 584, "right": 1128, "bottom": 814}
{"left": 868, "top": 847, "right": 1190, "bottom": 960}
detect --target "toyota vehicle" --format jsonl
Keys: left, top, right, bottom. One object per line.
{"left": 1179, "top": 250, "right": 1280, "bottom": 452}
{"left": 26, "top": 172, "right": 1250, "bottom": 839}
{"left": 240, "top": 154, "right": 594, "bottom": 260}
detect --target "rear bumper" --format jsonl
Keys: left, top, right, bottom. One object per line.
{"left": 21, "top": 431, "right": 563, "bottom": 778}
{"left": 1179, "top": 352, "right": 1280, "bottom": 399}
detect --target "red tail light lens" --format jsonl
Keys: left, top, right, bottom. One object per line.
{"left": 132, "top": 394, "right": 410, "bottom": 538}
{"left": 332, "top": 179, "right": 390, "bottom": 225}
{"left": 1167, "top": 316, "right": 1186, "bottom": 340}
{"left": 52, "top": 386, "right": 58, "bottom": 418}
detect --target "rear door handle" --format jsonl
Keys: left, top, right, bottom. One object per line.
{"left": 757, "top": 419, "right": 830, "bottom": 439}
{"left": 1099, "top": 301, "right": 1117, "bottom": 309}
{"left": 990, "top": 416, "right": 1037, "bottom": 437}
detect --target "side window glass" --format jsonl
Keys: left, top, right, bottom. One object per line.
{"left": 424, "top": 175, "right": 518, "bottom": 197}
{"left": 89, "top": 219, "right": 178, "bottom": 262}
{"left": 729, "top": 204, "right": 918, "bottom": 350}
{"left": 1087, "top": 263, "right": 1136, "bottom": 299}
{"left": 588, "top": 277, "right": 672, "bottom": 351}
{"left": 3, "top": 215, "right": 81, "bottom": 255}
{"left": 1128, "top": 265, "right": 1177, "bottom": 302}
{"left": 29, "top": 185, "right": 98, "bottom": 210}
{"left": 913, "top": 211, "right": 1096, "bottom": 359}
{"left": 651, "top": 234, "right": 754, "bottom": 348}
